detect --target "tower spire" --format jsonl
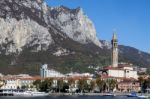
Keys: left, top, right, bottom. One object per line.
{"left": 111, "top": 32, "right": 118, "bottom": 67}
{"left": 112, "top": 32, "right": 117, "bottom": 40}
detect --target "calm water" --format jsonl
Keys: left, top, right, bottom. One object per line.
{"left": 0, "top": 96, "right": 146, "bottom": 99}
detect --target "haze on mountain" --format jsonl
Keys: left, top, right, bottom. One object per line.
{"left": 0, "top": 0, "right": 149, "bottom": 75}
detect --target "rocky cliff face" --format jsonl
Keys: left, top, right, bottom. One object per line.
{"left": 49, "top": 6, "right": 101, "bottom": 47}
{"left": 0, "top": 18, "right": 53, "bottom": 54}
{"left": 0, "top": 0, "right": 101, "bottom": 55}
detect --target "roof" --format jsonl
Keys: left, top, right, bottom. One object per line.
{"left": 103, "top": 66, "right": 123, "bottom": 70}
{"left": 1, "top": 75, "right": 91, "bottom": 81}
{"left": 103, "top": 64, "right": 134, "bottom": 70}
{"left": 118, "top": 64, "right": 133, "bottom": 68}
{"left": 45, "top": 76, "right": 91, "bottom": 80}
{"left": 1, "top": 76, "right": 42, "bottom": 81}
{"left": 100, "top": 75, "right": 137, "bottom": 81}
{"left": 118, "top": 80, "right": 139, "bottom": 84}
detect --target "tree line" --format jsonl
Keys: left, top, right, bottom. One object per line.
{"left": 138, "top": 77, "right": 150, "bottom": 93}
{"left": 32, "top": 78, "right": 117, "bottom": 93}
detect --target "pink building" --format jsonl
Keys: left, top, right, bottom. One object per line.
{"left": 117, "top": 80, "right": 140, "bottom": 92}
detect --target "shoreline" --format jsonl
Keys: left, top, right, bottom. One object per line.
{"left": 49, "top": 92, "right": 150, "bottom": 97}
{"left": 49, "top": 92, "right": 128, "bottom": 96}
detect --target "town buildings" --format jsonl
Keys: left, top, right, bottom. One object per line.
{"left": 117, "top": 80, "right": 140, "bottom": 92}
{"left": 101, "top": 64, "right": 138, "bottom": 80}
{"left": 0, "top": 33, "right": 147, "bottom": 93}
{"left": 0, "top": 74, "right": 41, "bottom": 90}
{"left": 40, "top": 64, "right": 65, "bottom": 78}
{"left": 99, "top": 33, "right": 138, "bottom": 79}
{"left": 98, "top": 33, "right": 140, "bottom": 92}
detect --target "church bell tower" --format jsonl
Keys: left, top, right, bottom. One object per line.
{"left": 111, "top": 33, "right": 118, "bottom": 67}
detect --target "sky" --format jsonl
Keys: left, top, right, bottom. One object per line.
{"left": 45, "top": 0, "right": 150, "bottom": 53}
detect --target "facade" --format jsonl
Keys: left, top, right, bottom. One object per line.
{"left": 107, "top": 69, "right": 124, "bottom": 78}
{"left": 102, "top": 64, "right": 138, "bottom": 79}
{"left": 40, "top": 64, "right": 48, "bottom": 78}
{"left": 1, "top": 78, "right": 20, "bottom": 89}
{"left": 0, "top": 73, "right": 3, "bottom": 77}
{"left": 0, "top": 75, "right": 40, "bottom": 90}
{"left": 66, "top": 72, "right": 92, "bottom": 78}
{"left": 125, "top": 70, "right": 138, "bottom": 79}
{"left": 40, "top": 64, "right": 65, "bottom": 78}
{"left": 20, "top": 78, "right": 34, "bottom": 88}
{"left": 118, "top": 80, "right": 140, "bottom": 92}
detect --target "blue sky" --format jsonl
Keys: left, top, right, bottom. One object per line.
{"left": 45, "top": 0, "right": 150, "bottom": 53}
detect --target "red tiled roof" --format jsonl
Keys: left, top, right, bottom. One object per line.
{"left": 100, "top": 75, "right": 137, "bottom": 81}
{"left": 103, "top": 64, "right": 133, "bottom": 70}
{"left": 1, "top": 75, "right": 91, "bottom": 81}
{"left": 46, "top": 76, "right": 90, "bottom": 80}
{"left": 103, "top": 66, "right": 123, "bottom": 70}
{"left": 1, "top": 76, "right": 42, "bottom": 81}
{"left": 118, "top": 64, "right": 133, "bottom": 67}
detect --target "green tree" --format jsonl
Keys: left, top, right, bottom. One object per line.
{"left": 78, "top": 79, "right": 89, "bottom": 93}
{"left": 68, "top": 78, "right": 75, "bottom": 93}
{"left": 21, "top": 85, "right": 28, "bottom": 90}
{"left": 138, "top": 77, "right": 144, "bottom": 86}
{"left": 138, "top": 77, "right": 150, "bottom": 93}
{"left": 62, "top": 82, "right": 69, "bottom": 92}
{"left": 106, "top": 79, "right": 117, "bottom": 92}
{"left": 138, "top": 77, "right": 145, "bottom": 92}
{"left": 89, "top": 80, "right": 96, "bottom": 92}
{"left": 46, "top": 78, "right": 53, "bottom": 92}
{"left": 40, "top": 78, "right": 53, "bottom": 92}
{"left": 57, "top": 80, "right": 64, "bottom": 93}
{"left": 143, "top": 80, "right": 148, "bottom": 93}
{"left": 33, "top": 79, "right": 41, "bottom": 91}
{"left": 146, "top": 78, "right": 150, "bottom": 88}
{"left": 30, "top": 85, "right": 34, "bottom": 89}
{"left": 96, "top": 78, "right": 105, "bottom": 92}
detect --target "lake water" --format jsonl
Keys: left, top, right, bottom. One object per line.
{"left": 0, "top": 96, "right": 145, "bottom": 99}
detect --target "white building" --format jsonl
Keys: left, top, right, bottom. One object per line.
{"left": 107, "top": 69, "right": 124, "bottom": 78}
{"left": 102, "top": 64, "right": 138, "bottom": 79}
{"left": 66, "top": 72, "right": 92, "bottom": 77}
{"left": 0, "top": 74, "right": 39, "bottom": 90}
{"left": 0, "top": 73, "right": 3, "bottom": 77}
{"left": 40, "top": 64, "right": 65, "bottom": 78}
{"left": 1, "top": 78, "right": 20, "bottom": 89}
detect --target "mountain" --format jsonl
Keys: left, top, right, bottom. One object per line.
{"left": 0, "top": 0, "right": 149, "bottom": 75}
{"left": 119, "top": 45, "right": 150, "bottom": 68}
{"left": 101, "top": 40, "right": 150, "bottom": 68}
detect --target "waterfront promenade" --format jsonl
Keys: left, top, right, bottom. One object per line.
{"left": 49, "top": 92, "right": 128, "bottom": 96}
{"left": 49, "top": 92, "right": 150, "bottom": 97}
